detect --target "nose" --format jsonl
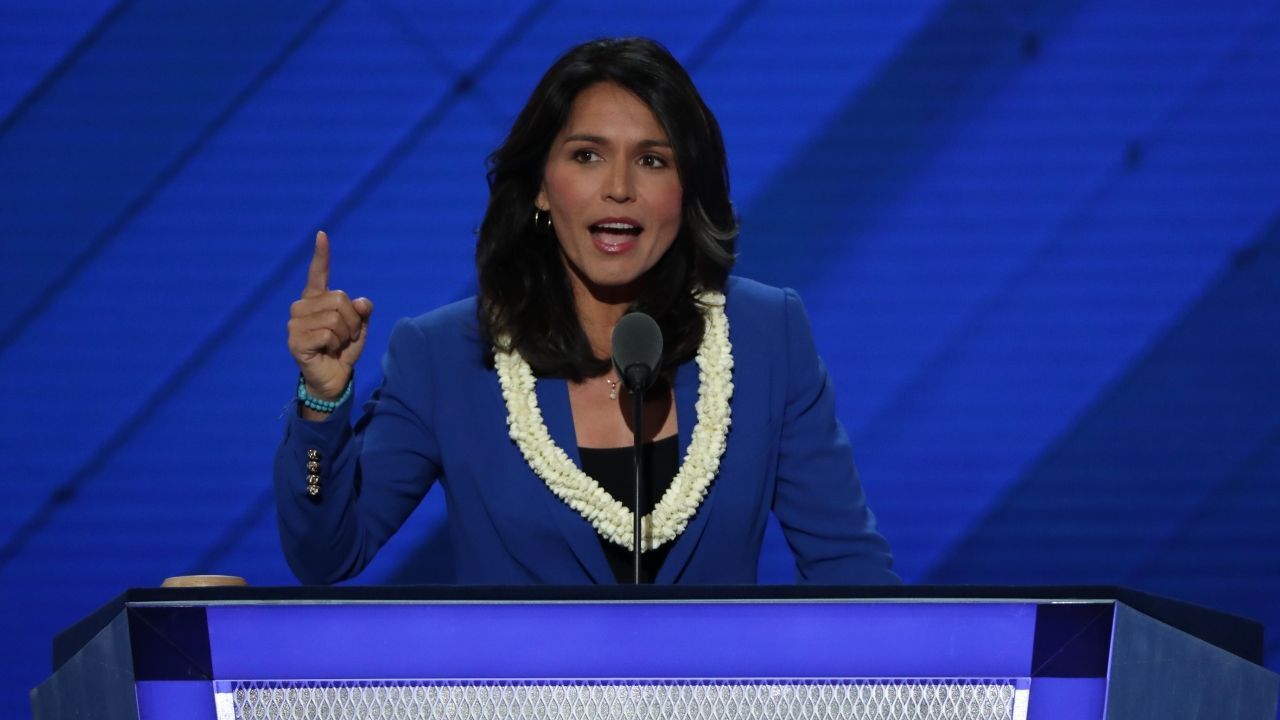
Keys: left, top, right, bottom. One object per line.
{"left": 603, "top": 161, "right": 634, "bottom": 203}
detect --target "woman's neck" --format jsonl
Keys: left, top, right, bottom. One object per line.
{"left": 572, "top": 283, "right": 631, "bottom": 364}
{"left": 564, "top": 262, "right": 640, "bottom": 368}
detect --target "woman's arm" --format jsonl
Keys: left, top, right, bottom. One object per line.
{"left": 274, "top": 318, "right": 442, "bottom": 584}
{"left": 771, "top": 288, "right": 900, "bottom": 585}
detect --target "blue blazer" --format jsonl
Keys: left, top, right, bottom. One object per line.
{"left": 275, "top": 277, "right": 897, "bottom": 585}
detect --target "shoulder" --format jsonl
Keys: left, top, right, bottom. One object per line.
{"left": 722, "top": 277, "right": 822, "bottom": 387}
{"left": 722, "top": 275, "right": 804, "bottom": 333}
{"left": 392, "top": 296, "right": 481, "bottom": 347}
{"left": 724, "top": 274, "right": 786, "bottom": 304}
{"left": 377, "top": 297, "right": 490, "bottom": 404}
{"left": 379, "top": 296, "right": 485, "bottom": 374}
{"left": 404, "top": 296, "right": 478, "bottom": 334}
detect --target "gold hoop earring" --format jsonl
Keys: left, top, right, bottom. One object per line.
{"left": 533, "top": 208, "right": 553, "bottom": 234}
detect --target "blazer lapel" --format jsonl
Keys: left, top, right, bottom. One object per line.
{"left": 655, "top": 359, "right": 717, "bottom": 583}
{"left": 534, "top": 376, "right": 615, "bottom": 583}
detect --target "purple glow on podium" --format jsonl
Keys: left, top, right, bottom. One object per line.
{"left": 207, "top": 601, "right": 1037, "bottom": 679}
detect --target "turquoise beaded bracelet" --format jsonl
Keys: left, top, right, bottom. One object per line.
{"left": 297, "top": 374, "right": 353, "bottom": 413}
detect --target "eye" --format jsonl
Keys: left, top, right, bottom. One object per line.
{"left": 638, "top": 154, "right": 669, "bottom": 169}
{"left": 572, "top": 149, "right": 601, "bottom": 163}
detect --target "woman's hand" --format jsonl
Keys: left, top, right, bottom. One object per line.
{"left": 287, "top": 231, "right": 374, "bottom": 401}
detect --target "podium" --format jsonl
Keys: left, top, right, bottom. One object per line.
{"left": 31, "top": 586, "right": 1278, "bottom": 719}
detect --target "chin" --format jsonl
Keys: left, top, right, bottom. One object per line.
{"left": 590, "top": 272, "right": 645, "bottom": 291}
{"left": 574, "top": 265, "right": 649, "bottom": 296}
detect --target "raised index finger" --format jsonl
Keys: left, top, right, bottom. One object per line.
{"left": 304, "top": 230, "right": 330, "bottom": 297}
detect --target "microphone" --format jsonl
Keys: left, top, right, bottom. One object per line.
{"left": 611, "top": 312, "right": 663, "bottom": 394}
{"left": 610, "top": 312, "right": 662, "bottom": 584}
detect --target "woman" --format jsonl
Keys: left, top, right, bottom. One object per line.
{"left": 276, "top": 38, "right": 896, "bottom": 585}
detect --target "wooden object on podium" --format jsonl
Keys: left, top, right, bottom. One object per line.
{"left": 160, "top": 575, "right": 247, "bottom": 588}
{"left": 30, "top": 586, "right": 1279, "bottom": 719}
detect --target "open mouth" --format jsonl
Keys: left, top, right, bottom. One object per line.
{"left": 588, "top": 222, "right": 644, "bottom": 237}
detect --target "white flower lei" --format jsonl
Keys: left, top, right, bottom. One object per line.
{"left": 494, "top": 292, "right": 733, "bottom": 552}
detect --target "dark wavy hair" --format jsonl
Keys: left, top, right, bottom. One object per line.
{"left": 477, "top": 37, "right": 737, "bottom": 381}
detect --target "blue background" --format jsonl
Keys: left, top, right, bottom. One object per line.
{"left": 3, "top": 0, "right": 1278, "bottom": 714}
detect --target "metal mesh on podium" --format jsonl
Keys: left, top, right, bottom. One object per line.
{"left": 218, "top": 678, "right": 1025, "bottom": 720}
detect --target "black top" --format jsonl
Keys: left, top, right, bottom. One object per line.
{"left": 578, "top": 435, "right": 680, "bottom": 583}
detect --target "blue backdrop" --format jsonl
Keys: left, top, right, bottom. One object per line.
{"left": 2, "top": 0, "right": 1278, "bottom": 714}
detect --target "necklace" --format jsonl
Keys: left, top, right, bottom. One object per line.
{"left": 494, "top": 292, "right": 733, "bottom": 552}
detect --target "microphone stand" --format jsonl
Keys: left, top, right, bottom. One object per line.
{"left": 631, "top": 382, "right": 644, "bottom": 585}
{"left": 611, "top": 312, "right": 661, "bottom": 586}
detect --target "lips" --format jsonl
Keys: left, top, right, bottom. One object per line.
{"left": 588, "top": 217, "right": 644, "bottom": 236}
{"left": 589, "top": 217, "right": 643, "bottom": 254}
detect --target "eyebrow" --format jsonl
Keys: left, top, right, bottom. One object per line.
{"left": 562, "top": 133, "right": 672, "bottom": 149}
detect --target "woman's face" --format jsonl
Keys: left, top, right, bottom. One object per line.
{"left": 536, "top": 82, "right": 683, "bottom": 300}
